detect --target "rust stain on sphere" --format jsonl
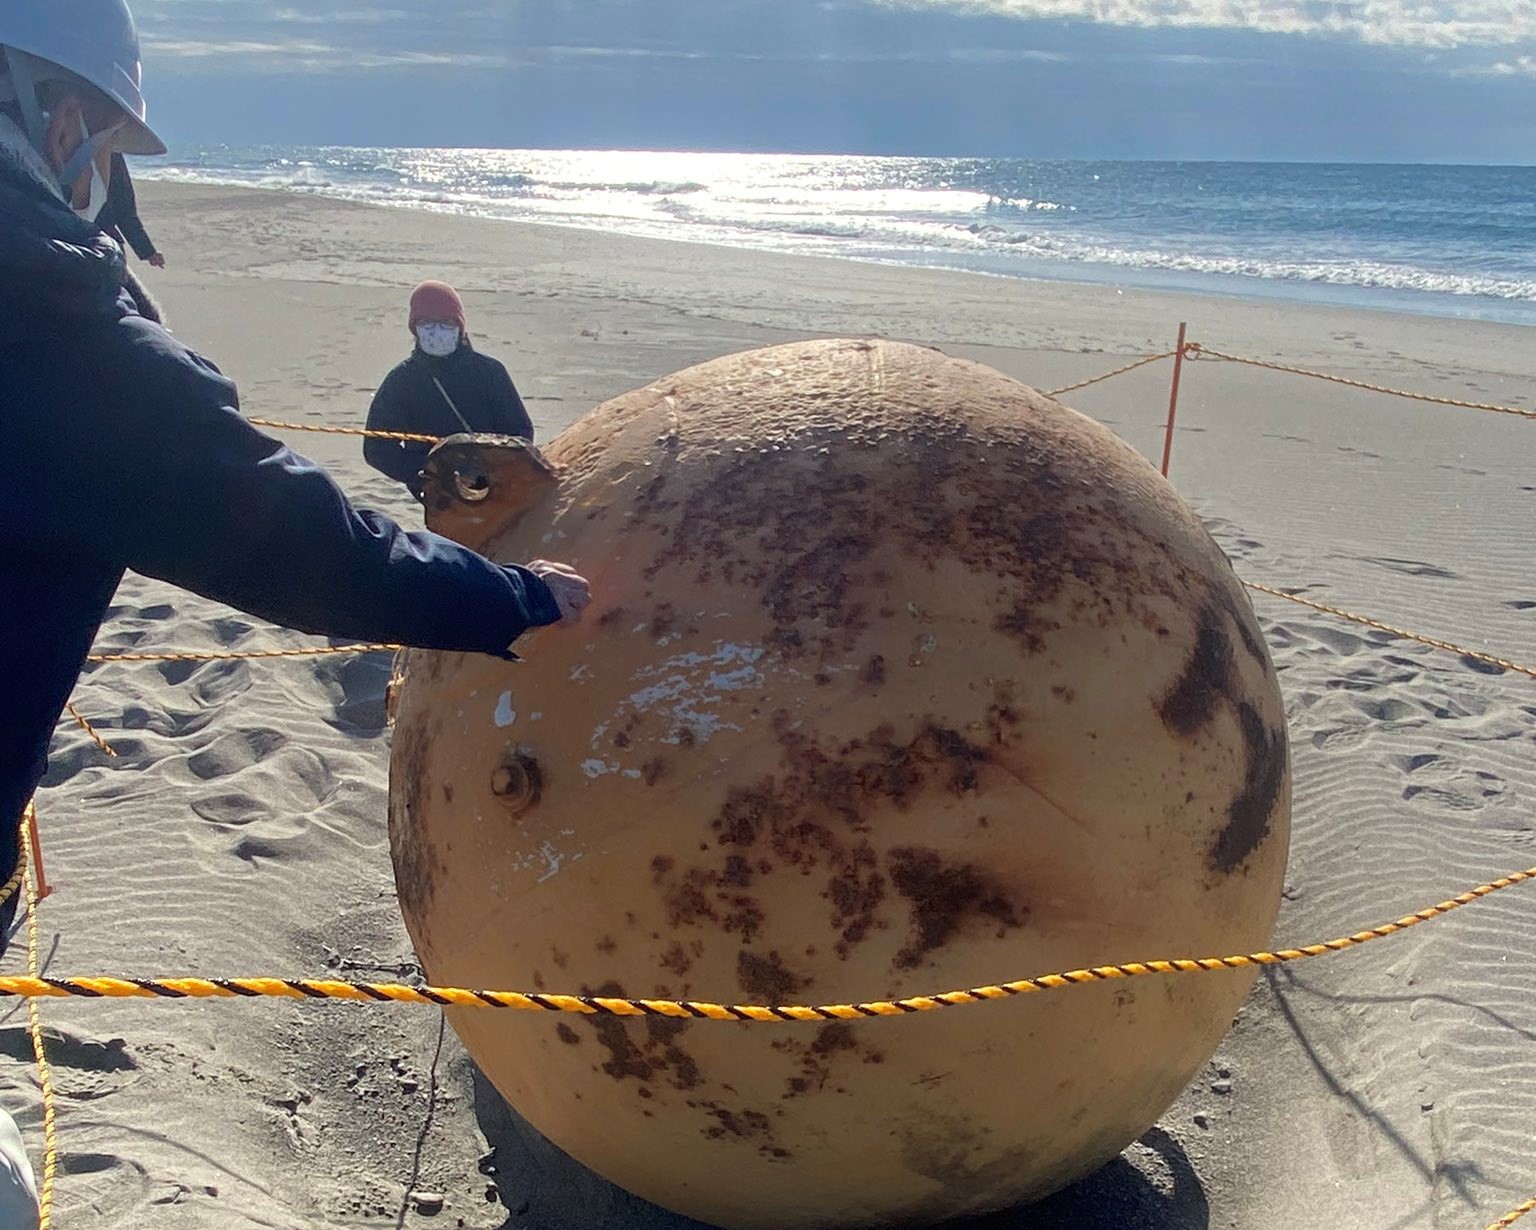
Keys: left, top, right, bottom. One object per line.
{"left": 388, "top": 339, "right": 1290, "bottom": 1229}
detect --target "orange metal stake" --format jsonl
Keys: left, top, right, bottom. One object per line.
{"left": 1160, "top": 322, "right": 1188, "bottom": 478}
{"left": 25, "top": 805, "right": 51, "bottom": 901}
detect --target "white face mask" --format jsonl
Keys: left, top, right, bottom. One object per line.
{"left": 68, "top": 115, "right": 112, "bottom": 223}
{"left": 416, "top": 324, "right": 461, "bottom": 357}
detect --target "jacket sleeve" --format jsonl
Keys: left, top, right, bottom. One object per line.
{"left": 86, "top": 327, "right": 562, "bottom": 655}
{"left": 363, "top": 368, "right": 432, "bottom": 488}
{"left": 486, "top": 358, "right": 535, "bottom": 441}
{"left": 106, "top": 156, "right": 158, "bottom": 262}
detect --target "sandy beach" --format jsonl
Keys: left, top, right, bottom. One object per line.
{"left": 10, "top": 179, "right": 1535, "bottom": 1229}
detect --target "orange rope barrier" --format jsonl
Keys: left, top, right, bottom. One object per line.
{"left": 1185, "top": 345, "right": 1536, "bottom": 421}
{"left": 66, "top": 704, "right": 118, "bottom": 758}
{"left": 1242, "top": 583, "right": 1536, "bottom": 682}
{"left": 88, "top": 643, "right": 400, "bottom": 664}
{"left": 246, "top": 417, "right": 442, "bottom": 444}
{"left": 19, "top": 818, "right": 57, "bottom": 1228}
{"left": 1490, "top": 1196, "right": 1536, "bottom": 1229}
{"left": 1045, "top": 350, "right": 1177, "bottom": 397}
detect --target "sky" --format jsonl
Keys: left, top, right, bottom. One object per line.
{"left": 129, "top": 0, "right": 1536, "bottom": 162}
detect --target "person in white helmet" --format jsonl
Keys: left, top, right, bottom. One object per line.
{"left": 0, "top": 5, "right": 592, "bottom": 1222}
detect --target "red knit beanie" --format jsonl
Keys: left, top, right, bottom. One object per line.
{"left": 408, "top": 281, "right": 466, "bottom": 332}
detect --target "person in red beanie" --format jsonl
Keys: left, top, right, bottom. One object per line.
{"left": 364, "top": 280, "right": 534, "bottom": 498}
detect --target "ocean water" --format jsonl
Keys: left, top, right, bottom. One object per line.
{"left": 140, "top": 147, "right": 1536, "bottom": 325}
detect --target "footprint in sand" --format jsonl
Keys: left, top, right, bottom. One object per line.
{"left": 190, "top": 792, "right": 274, "bottom": 828}
{"left": 189, "top": 659, "right": 253, "bottom": 707}
{"left": 0, "top": 1028, "right": 137, "bottom": 1073}
{"left": 314, "top": 651, "right": 395, "bottom": 734}
{"left": 61, "top": 1153, "right": 145, "bottom": 1178}
{"left": 186, "top": 727, "right": 289, "bottom": 781}
{"left": 111, "top": 700, "right": 215, "bottom": 740}
{"left": 1473, "top": 769, "right": 1508, "bottom": 800}
{"left": 1309, "top": 726, "right": 1369, "bottom": 752}
{"left": 41, "top": 729, "right": 145, "bottom": 789}
{"left": 209, "top": 615, "right": 256, "bottom": 646}
{"left": 1402, "top": 784, "right": 1480, "bottom": 810}
{"left": 184, "top": 730, "right": 337, "bottom": 863}
{"left": 1285, "top": 620, "right": 1371, "bottom": 657}
{"left": 1358, "top": 556, "right": 1461, "bottom": 580}
{"left": 0, "top": 1029, "right": 143, "bottom": 1110}
{"left": 1350, "top": 695, "right": 1421, "bottom": 724}
{"left": 1421, "top": 690, "right": 1492, "bottom": 721}
{"left": 155, "top": 658, "right": 199, "bottom": 687}
{"left": 1337, "top": 659, "right": 1420, "bottom": 688}
{"left": 57, "top": 1152, "right": 152, "bottom": 1222}
{"left": 108, "top": 602, "right": 175, "bottom": 622}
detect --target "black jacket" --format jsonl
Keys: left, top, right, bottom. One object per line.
{"left": 364, "top": 345, "right": 533, "bottom": 492}
{"left": 96, "top": 153, "right": 157, "bottom": 262}
{"left": 0, "top": 117, "right": 561, "bottom": 899}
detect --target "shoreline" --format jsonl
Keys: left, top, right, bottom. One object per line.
{"left": 136, "top": 172, "right": 1536, "bottom": 331}
{"left": 135, "top": 180, "right": 1536, "bottom": 377}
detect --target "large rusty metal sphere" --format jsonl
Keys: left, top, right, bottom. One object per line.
{"left": 389, "top": 338, "right": 1290, "bottom": 1229}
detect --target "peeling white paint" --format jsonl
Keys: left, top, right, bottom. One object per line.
{"left": 570, "top": 664, "right": 591, "bottom": 682}
{"left": 594, "top": 641, "right": 767, "bottom": 747}
{"left": 494, "top": 691, "right": 517, "bottom": 728}
{"left": 499, "top": 835, "right": 588, "bottom": 884}
{"left": 707, "top": 665, "right": 760, "bottom": 692}
{"left": 536, "top": 841, "right": 567, "bottom": 883}
{"left": 569, "top": 641, "right": 773, "bottom": 776}
{"left": 628, "top": 676, "right": 691, "bottom": 712}
{"left": 645, "top": 643, "right": 764, "bottom": 674}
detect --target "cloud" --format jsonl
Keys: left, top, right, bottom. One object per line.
{"left": 1461, "top": 53, "right": 1536, "bottom": 74}
{"left": 534, "top": 45, "right": 711, "bottom": 61}
{"left": 538, "top": 43, "right": 1072, "bottom": 64}
{"left": 134, "top": 3, "right": 522, "bottom": 72}
{"left": 266, "top": 8, "right": 411, "bottom": 23}
{"left": 145, "top": 36, "right": 513, "bottom": 71}
{"left": 128, "top": 0, "right": 1536, "bottom": 86}
{"left": 866, "top": 0, "right": 1536, "bottom": 49}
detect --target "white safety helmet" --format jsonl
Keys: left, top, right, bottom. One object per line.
{"left": 1, "top": 0, "right": 165, "bottom": 157}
